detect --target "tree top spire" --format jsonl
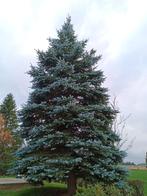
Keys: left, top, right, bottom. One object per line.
{"left": 57, "top": 16, "right": 76, "bottom": 42}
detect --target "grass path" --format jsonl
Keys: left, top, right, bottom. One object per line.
{"left": 0, "top": 178, "right": 26, "bottom": 184}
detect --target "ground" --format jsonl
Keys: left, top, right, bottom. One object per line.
{"left": 0, "top": 181, "right": 67, "bottom": 196}
{"left": 0, "top": 169, "right": 146, "bottom": 195}
{"left": 129, "top": 169, "right": 147, "bottom": 195}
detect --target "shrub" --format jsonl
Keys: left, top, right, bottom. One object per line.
{"left": 75, "top": 184, "right": 106, "bottom": 196}
{"left": 104, "top": 185, "right": 134, "bottom": 196}
{"left": 104, "top": 185, "right": 123, "bottom": 196}
{"left": 128, "top": 180, "right": 144, "bottom": 196}
{"left": 75, "top": 183, "right": 134, "bottom": 196}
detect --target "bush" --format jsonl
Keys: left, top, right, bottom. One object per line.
{"left": 75, "top": 184, "right": 106, "bottom": 196}
{"left": 0, "top": 160, "right": 12, "bottom": 175}
{"left": 105, "top": 185, "right": 134, "bottom": 196}
{"left": 75, "top": 184, "right": 134, "bottom": 196}
{"left": 104, "top": 185, "right": 123, "bottom": 196}
{"left": 128, "top": 180, "right": 144, "bottom": 196}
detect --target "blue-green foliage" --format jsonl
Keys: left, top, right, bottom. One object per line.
{"left": 13, "top": 17, "right": 127, "bottom": 184}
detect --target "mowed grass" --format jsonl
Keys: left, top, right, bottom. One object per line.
{"left": 0, "top": 171, "right": 147, "bottom": 196}
{"left": 0, "top": 182, "right": 67, "bottom": 196}
{"left": 129, "top": 169, "right": 147, "bottom": 195}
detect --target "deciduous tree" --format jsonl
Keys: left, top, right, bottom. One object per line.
{"left": 0, "top": 114, "right": 14, "bottom": 174}
{"left": 0, "top": 93, "right": 20, "bottom": 149}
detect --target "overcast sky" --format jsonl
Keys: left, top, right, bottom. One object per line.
{"left": 0, "top": 0, "right": 147, "bottom": 163}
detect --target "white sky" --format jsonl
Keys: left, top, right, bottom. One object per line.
{"left": 0, "top": 0, "right": 147, "bottom": 163}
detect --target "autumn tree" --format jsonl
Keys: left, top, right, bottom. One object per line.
{"left": 14, "top": 17, "right": 127, "bottom": 195}
{"left": 0, "top": 93, "right": 20, "bottom": 149}
{"left": 0, "top": 114, "right": 14, "bottom": 174}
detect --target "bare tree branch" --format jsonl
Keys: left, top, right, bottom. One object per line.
{"left": 111, "top": 97, "right": 135, "bottom": 151}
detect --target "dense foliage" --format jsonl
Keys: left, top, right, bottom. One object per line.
{"left": 0, "top": 93, "right": 20, "bottom": 150}
{"left": 75, "top": 184, "right": 134, "bottom": 196}
{"left": 14, "top": 17, "right": 127, "bottom": 193}
{"left": 75, "top": 180, "right": 144, "bottom": 196}
{"left": 0, "top": 114, "right": 15, "bottom": 174}
{"left": 0, "top": 94, "right": 20, "bottom": 174}
{"left": 0, "top": 93, "right": 18, "bottom": 131}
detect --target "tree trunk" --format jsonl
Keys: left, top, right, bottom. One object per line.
{"left": 67, "top": 172, "right": 77, "bottom": 196}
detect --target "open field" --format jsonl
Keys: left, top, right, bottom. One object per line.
{"left": 128, "top": 165, "right": 147, "bottom": 170}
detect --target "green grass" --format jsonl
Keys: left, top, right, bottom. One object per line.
{"left": 0, "top": 182, "right": 67, "bottom": 196}
{"left": 0, "top": 176, "right": 15, "bottom": 178}
{"left": 0, "top": 171, "right": 147, "bottom": 196}
{"left": 129, "top": 169, "right": 147, "bottom": 195}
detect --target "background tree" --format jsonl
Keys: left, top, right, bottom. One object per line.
{"left": 0, "top": 93, "right": 18, "bottom": 131}
{"left": 0, "top": 114, "right": 14, "bottom": 175}
{"left": 14, "top": 17, "right": 127, "bottom": 195}
{"left": 0, "top": 93, "right": 20, "bottom": 149}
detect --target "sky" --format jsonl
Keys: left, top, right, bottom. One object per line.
{"left": 0, "top": 0, "right": 147, "bottom": 163}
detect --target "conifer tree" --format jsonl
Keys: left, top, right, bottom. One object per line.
{"left": 0, "top": 93, "right": 18, "bottom": 132}
{"left": 14, "top": 17, "right": 127, "bottom": 195}
{"left": 0, "top": 93, "right": 20, "bottom": 150}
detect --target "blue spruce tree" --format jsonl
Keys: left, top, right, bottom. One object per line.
{"left": 14, "top": 17, "right": 126, "bottom": 195}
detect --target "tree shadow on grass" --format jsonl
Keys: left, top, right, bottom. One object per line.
{"left": 18, "top": 187, "right": 67, "bottom": 196}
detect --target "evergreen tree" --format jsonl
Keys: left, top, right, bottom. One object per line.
{"left": 0, "top": 93, "right": 20, "bottom": 150}
{"left": 0, "top": 93, "right": 18, "bottom": 132}
{"left": 14, "top": 17, "right": 127, "bottom": 195}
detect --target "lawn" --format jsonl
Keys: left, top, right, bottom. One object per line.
{"left": 0, "top": 182, "right": 67, "bottom": 196}
{"left": 129, "top": 169, "right": 147, "bottom": 195}
{"left": 0, "top": 171, "right": 147, "bottom": 196}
